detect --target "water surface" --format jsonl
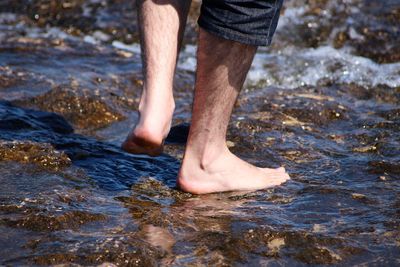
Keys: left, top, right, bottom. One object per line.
{"left": 0, "top": 0, "right": 399, "bottom": 265}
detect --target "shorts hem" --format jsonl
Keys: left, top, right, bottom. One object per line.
{"left": 198, "top": 18, "right": 272, "bottom": 47}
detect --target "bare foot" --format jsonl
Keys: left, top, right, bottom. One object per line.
{"left": 178, "top": 147, "right": 290, "bottom": 194}
{"left": 122, "top": 95, "right": 174, "bottom": 156}
{"left": 122, "top": 126, "right": 167, "bottom": 156}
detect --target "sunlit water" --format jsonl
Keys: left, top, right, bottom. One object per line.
{"left": 0, "top": 0, "right": 399, "bottom": 265}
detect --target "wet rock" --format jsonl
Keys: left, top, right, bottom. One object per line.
{"left": 342, "top": 84, "right": 400, "bottom": 105}
{"left": 372, "top": 121, "right": 400, "bottom": 131}
{"left": 238, "top": 227, "right": 363, "bottom": 265}
{"left": 282, "top": 105, "right": 345, "bottom": 125}
{"left": 32, "top": 240, "right": 162, "bottom": 266}
{"left": 298, "top": 185, "right": 345, "bottom": 196}
{"left": 242, "top": 87, "right": 348, "bottom": 127}
{"left": 336, "top": 1, "right": 400, "bottom": 63}
{"left": 276, "top": 9, "right": 335, "bottom": 49}
{"left": 352, "top": 131, "right": 389, "bottom": 147}
{"left": 339, "top": 84, "right": 373, "bottom": 100}
{"left": 281, "top": 149, "right": 320, "bottom": 163}
{"left": 0, "top": 101, "right": 74, "bottom": 134}
{"left": 0, "top": 140, "right": 71, "bottom": 170}
{"left": 352, "top": 145, "right": 377, "bottom": 153}
{"left": 33, "top": 0, "right": 91, "bottom": 28}
{"left": 333, "top": 31, "right": 350, "bottom": 49}
{"left": 227, "top": 123, "right": 273, "bottom": 156}
{"left": 377, "top": 109, "right": 400, "bottom": 121}
{"left": 15, "top": 87, "right": 126, "bottom": 130}
{"left": 350, "top": 27, "right": 400, "bottom": 64}
{"left": 368, "top": 161, "right": 400, "bottom": 175}
{"left": 0, "top": 66, "right": 19, "bottom": 89}
{"left": 269, "top": 92, "right": 348, "bottom": 126}
{"left": 284, "top": 232, "right": 357, "bottom": 264}
{"left": 274, "top": 0, "right": 350, "bottom": 48}
{"left": 3, "top": 210, "right": 106, "bottom": 232}
{"left": 351, "top": 193, "right": 377, "bottom": 205}
{"left": 278, "top": 0, "right": 400, "bottom": 64}
{"left": 0, "top": 66, "right": 53, "bottom": 100}
{"left": 294, "top": 246, "right": 342, "bottom": 264}
{"left": 372, "top": 84, "right": 400, "bottom": 104}
{"left": 115, "top": 178, "right": 192, "bottom": 227}
{"left": 295, "top": 21, "right": 333, "bottom": 48}
{"left": 0, "top": 0, "right": 199, "bottom": 45}
{"left": 267, "top": 237, "right": 285, "bottom": 252}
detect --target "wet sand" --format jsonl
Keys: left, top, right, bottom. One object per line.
{"left": 0, "top": 0, "right": 399, "bottom": 265}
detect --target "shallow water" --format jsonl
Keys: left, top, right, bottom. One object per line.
{"left": 0, "top": 0, "right": 399, "bottom": 265}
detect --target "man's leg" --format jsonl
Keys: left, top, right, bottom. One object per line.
{"left": 178, "top": 29, "right": 290, "bottom": 194}
{"left": 122, "top": 0, "right": 191, "bottom": 156}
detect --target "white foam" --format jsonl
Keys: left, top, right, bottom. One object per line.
{"left": 180, "top": 41, "right": 400, "bottom": 89}
{"left": 277, "top": 6, "right": 307, "bottom": 29}
{"left": 93, "top": 30, "right": 111, "bottom": 42}
{"left": 23, "top": 25, "right": 80, "bottom": 42}
{"left": 83, "top": 35, "right": 98, "bottom": 44}
{"left": 112, "top": 41, "right": 141, "bottom": 54}
{"left": 1, "top": 8, "right": 398, "bottom": 90}
{"left": 173, "top": 42, "right": 400, "bottom": 89}
{"left": 246, "top": 45, "right": 400, "bottom": 88}
{"left": 177, "top": 44, "right": 197, "bottom": 72}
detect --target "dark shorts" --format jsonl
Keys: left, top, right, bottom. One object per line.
{"left": 198, "top": 0, "right": 284, "bottom": 46}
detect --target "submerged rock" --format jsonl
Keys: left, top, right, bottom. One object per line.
{"left": 15, "top": 87, "right": 126, "bottom": 130}
{"left": 0, "top": 66, "right": 20, "bottom": 89}
{"left": 0, "top": 140, "right": 71, "bottom": 170}
{"left": 368, "top": 160, "right": 400, "bottom": 175}
{"left": 3, "top": 210, "right": 106, "bottom": 232}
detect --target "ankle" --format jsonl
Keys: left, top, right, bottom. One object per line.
{"left": 138, "top": 102, "right": 175, "bottom": 124}
{"left": 178, "top": 160, "right": 215, "bottom": 194}
{"left": 135, "top": 94, "right": 175, "bottom": 138}
{"left": 183, "top": 143, "right": 229, "bottom": 171}
{"left": 178, "top": 145, "right": 232, "bottom": 194}
{"left": 138, "top": 84, "right": 175, "bottom": 113}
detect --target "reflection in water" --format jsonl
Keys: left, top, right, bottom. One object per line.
{"left": 0, "top": 0, "right": 399, "bottom": 265}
